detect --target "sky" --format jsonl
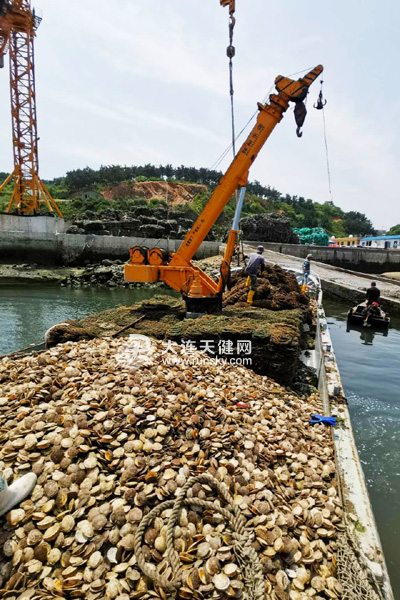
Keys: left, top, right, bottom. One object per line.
{"left": 0, "top": 0, "right": 399, "bottom": 229}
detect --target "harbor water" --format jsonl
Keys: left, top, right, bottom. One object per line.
{"left": 0, "top": 282, "right": 177, "bottom": 355}
{"left": 324, "top": 298, "right": 400, "bottom": 596}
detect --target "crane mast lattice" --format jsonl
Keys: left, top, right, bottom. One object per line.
{"left": 0, "top": 0, "right": 62, "bottom": 216}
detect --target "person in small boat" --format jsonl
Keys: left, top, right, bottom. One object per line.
{"left": 361, "top": 282, "right": 381, "bottom": 326}
{"left": 366, "top": 282, "right": 380, "bottom": 306}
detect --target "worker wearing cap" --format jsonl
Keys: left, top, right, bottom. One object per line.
{"left": 245, "top": 246, "right": 265, "bottom": 304}
{"left": 302, "top": 254, "right": 312, "bottom": 286}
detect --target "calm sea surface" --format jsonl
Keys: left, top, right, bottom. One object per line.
{"left": 0, "top": 282, "right": 176, "bottom": 354}
{"left": 324, "top": 298, "right": 400, "bottom": 596}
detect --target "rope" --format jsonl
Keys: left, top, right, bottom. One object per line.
{"left": 165, "top": 176, "right": 170, "bottom": 252}
{"left": 337, "top": 533, "right": 384, "bottom": 600}
{"left": 133, "top": 473, "right": 265, "bottom": 600}
{"left": 210, "top": 84, "right": 274, "bottom": 172}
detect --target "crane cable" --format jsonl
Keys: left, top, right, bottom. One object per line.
{"left": 220, "top": 0, "right": 237, "bottom": 159}
{"left": 314, "top": 79, "right": 333, "bottom": 203}
{"left": 322, "top": 101, "right": 334, "bottom": 203}
{"left": 211, "top": 64, "right": 315, "bottom": 172}
{"left": 227, "top": 7, "right": 236, "bottom": 159}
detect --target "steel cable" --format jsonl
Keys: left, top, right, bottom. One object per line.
{"left": 322, "top": 104, "right": 334, "bottom": 203}
{"left": 210, "top": 65, "right": 316, "bottom": 172}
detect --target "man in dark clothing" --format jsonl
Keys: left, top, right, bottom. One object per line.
{"left": 366, "top": 282, "right": 380, "bottom": 306}
{"left": 245, "top": 246, "right": 265, "bottom": 303}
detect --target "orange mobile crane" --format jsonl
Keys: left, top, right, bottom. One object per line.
{"left": 124, "top": 65, "right": 323, "bottom": 313}
{"left": 0, "top": 0, "right": 62, "bottom": 216}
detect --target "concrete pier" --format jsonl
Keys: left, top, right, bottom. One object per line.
{"left": 252, "top": 241, "right": 400, "bottom": 274}
{"left": 251, "top": 246, "right": 400, "bottom": 314}
{"left": 0, "top": 214, "right": 219, "bottom": 264}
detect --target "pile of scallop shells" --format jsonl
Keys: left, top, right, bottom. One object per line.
{"left": 0, "top": 337, "right": 343, "bottom": 600}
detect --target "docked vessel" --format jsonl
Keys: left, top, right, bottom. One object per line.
{"left": 348, "top": 302, "right": 390, "bottom": 329}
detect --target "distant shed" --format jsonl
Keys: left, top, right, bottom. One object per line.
{"left": 360, "top": 235, "right": 400, "bottom": 249}
{"left": 80, "top": 191, "right": 103, "bottom": 201}
{"left": 329, "top": 236, "right": 360, "bottom": 247}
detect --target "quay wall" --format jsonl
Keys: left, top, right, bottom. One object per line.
{"left": 247, "top": 241, "right": 400, "bottom": 274}
{"left": 0, "top": 215, "right": 219, "bottom": 264}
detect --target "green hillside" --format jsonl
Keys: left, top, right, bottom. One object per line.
{"left": 0, "top": 165, "right": 376, "bottom": 237}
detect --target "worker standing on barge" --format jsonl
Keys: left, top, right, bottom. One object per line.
{"left": 245, "top": 246, "right": 265, "bottom": 304}
{"left": 303, "top": 254, "right": 312, "bottom": 284}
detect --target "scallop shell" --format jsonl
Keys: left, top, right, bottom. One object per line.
{"left": 213, "top": 573, "right": 230, "bottom": 591}
{"left": 0, "top": 332, "right": 340, "bottom": 597}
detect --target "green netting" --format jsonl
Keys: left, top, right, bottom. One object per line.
{"left": 293, "top": 227, "right": 330, "bottom": 246}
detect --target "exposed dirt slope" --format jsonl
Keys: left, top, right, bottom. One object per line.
{"left": 102, "top": 181, "right": 207, "bottom": 205}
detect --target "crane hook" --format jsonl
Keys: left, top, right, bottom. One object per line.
{"left": 294, "top": 101, "right": 307, "bottom": 138}
{"left": 314, "top": 80, "right": 327, "bottom": 110}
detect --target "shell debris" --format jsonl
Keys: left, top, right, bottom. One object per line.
{"left": 0, "top": 337, "right": 342, "bottom": 599}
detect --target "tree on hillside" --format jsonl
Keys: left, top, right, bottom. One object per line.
{"left": 292, "top": 197, "right": 318, "bottom": 228}
{"left": 49, "top": 163, "right": 376, "bottom": 238}
{"left": 65, "top": 167, "right": 98, "bottom": 193}
{"left": 98, "top": 165, "right": 128, "bottom": 185}
{"left": 330, "top": 220, "right": 347, "bottom": 238}
{"left": 342, "top": 211, "right": 375, "bottom": 236}
{"left": 314, "top": 202, "right": 343, "bottom": 234}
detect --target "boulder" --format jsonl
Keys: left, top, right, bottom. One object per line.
{"left": 240, "top": 213, "right": 299, "bottom": 244}
{"left": 139, "top": 224, "right": 165, "bottom": 238}
{"left": 84, "top": 220, "right": 105, "bottom": 232}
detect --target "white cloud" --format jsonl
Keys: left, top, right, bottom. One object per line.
{"left": 0, "top": 0, "right": 399, "bottom": 229}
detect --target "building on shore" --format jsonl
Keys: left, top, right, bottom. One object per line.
{"left": 329, "top": 235, "right": 360, "bottom": 247}
{"left": 360, "top": 234, "right": 400, "bottom": 249}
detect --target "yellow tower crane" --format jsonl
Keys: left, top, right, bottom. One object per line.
{"left": 0, "top": 0, "right": 63, "bottom": 216}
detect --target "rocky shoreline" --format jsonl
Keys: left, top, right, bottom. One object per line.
{"left": 0, "top": 261, "right": 155, "bottom": 289}
{"left": 0, "top": 264, "right": 84, "bottom": 283}
{"left": 0, "top": 256, "right": 224, "bottom": 288}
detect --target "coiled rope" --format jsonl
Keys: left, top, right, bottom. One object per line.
{"left": 134, "top": 473, "right": 265, "bottom": 600}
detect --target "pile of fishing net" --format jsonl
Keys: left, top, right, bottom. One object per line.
{"left": 293, "top": 227, "right": 329, "bottom": 246}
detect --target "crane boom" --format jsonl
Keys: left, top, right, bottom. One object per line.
{"left": 0, "top": 0, "right": 63, "bottom": 216}
{"left": 124, "top": 65, "right": 323, "bottom": 313}
{"left": 219, "top": 0, "right": 235, "bottom": 14}
{"left": 173, "top": 65, "right": 323, "bottom": 264}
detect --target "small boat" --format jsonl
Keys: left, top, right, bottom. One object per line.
{"left": 347, "top": 301, "right": 390, "bottom": 329}
{"left": 283, "top": 268, "right": 323, "bottom": 304}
